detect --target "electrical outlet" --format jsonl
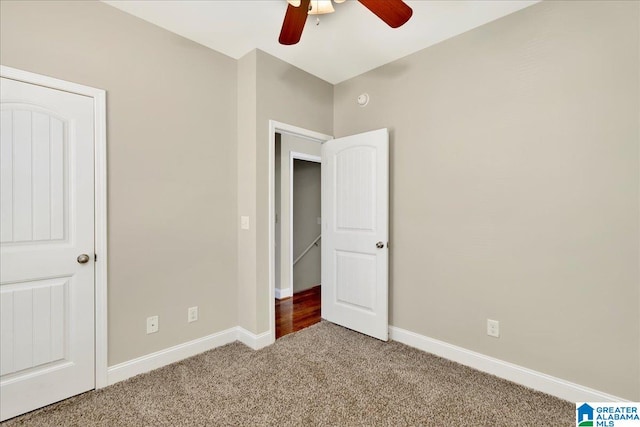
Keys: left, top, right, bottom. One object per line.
{"left": 487, "top": 319, "right": 500, "bottom": 338}
{"left": 188, "top": 306, "right": 198, "bottom": 323}
{"left": 147, "top": 316, "right": 159, "bottom": 334}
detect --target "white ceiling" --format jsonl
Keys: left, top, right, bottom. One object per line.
{"left": 103, "top": 0, "right": 539, "bottom": 84}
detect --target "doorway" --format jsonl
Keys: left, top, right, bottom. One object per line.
{"left": 267, "top": 122, "right": 389, "bottom": 344}
{"left": 274, "top": 133, "right": 322, "bottom": 338}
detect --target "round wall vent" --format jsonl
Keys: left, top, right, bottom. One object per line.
{"left": 357, "top": 93, "right": 369, "bottom": 107}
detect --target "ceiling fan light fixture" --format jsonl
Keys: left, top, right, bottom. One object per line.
{"left": 308, "top": 0, "right": 335, "bottom": 15}
{"left": 279, "top": 0, "right": 412, "bottom": 46}
{"left": 333, "top": 0, "right": 345, "bottom": 3}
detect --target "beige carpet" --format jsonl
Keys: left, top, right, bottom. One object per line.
{"left": 3, "top": 321, "right": 574, "bottom": 426}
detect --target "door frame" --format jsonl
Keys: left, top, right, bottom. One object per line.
{"left": 268, "top": 121, "right": 332, "bottom": 344}
{"left": 0, "top": 65, "right": 108, "bottom": 388}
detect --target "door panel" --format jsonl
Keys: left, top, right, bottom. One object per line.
{"left": 1, "top": 279, "right": 68, "bottom": 376}
{"left": 0, "top": 77, "right": 95, "bottom": 421}
{"left": 335, "top": 250, "right": 377, "bottom": 310}
{"left": 1, "top": 109, "right": 66, "bottom": 243}
{"left": 321, "top": 128, "right": 389, "bottom": 341}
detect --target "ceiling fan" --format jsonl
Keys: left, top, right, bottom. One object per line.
{"left": 279, "top": 0, "right": 413, "bottom": 45}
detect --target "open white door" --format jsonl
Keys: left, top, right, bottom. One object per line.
{"left": 0, "top": 77, "right": 95, "bottom": 420}
{"left": 321, "top": 128, "right": 388, "bottom": 341}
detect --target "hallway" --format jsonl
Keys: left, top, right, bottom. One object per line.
{"left": 275, "top": 285, "right": 321, "bottom": 339}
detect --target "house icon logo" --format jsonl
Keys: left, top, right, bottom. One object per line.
{"left": 577, "top": 403, "right": 594, "bottom": 426}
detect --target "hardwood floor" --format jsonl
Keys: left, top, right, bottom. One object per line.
{"left": 275, "top": 285, "right": 321, "bottom": 339}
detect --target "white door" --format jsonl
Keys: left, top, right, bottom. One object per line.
{"left": 0, "top": 77, "right": 95, "bottom": 421}
{"left": 321, "top": 128, "right": 389, "bottom": 341}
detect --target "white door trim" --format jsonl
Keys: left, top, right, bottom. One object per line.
{"left": 268, "top": 121, "right": 332, "bottom": 345}
{"left": 0, "top": 65, "right": 108, "bottom": 389}
{"left": 288, "top": 152, "right": 321, "bottom": 297}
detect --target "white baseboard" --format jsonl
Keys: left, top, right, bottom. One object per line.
{"left": 107, "top": 326, "right": 275, "bottom": 386}
{"left": 275, "top": 287, "right": 292, "bottom": 300}
{"left": 389, "top": 326, "right": 627, "bottom": 403}
{"left": 109, "top": 323, "right": 623, "bottom": 402}
{"left": 236, "top": 327, "right": 272, "bottom": 350}
{"left": 107, "top": 327, "right": 237, "bottom": 385}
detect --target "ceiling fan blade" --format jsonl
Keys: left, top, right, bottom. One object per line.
{"left": 357, "top": 0, "right": 413, "bottom": 28}
{"left": 279, "top": 0, "right": 311, "bottom": 45}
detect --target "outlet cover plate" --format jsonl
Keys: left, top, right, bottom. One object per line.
{"left": 188, "top": 306, "right": 198, "bottom": 323}
{"left": 487, "top": 319, "right": 499, "bottom": 338}
{"left": 147, "top": 315, "right": 159, "bottom": 334}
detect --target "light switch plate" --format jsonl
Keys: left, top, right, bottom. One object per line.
{"left": 241, "top": 216, "right": 250, "bottom": 230}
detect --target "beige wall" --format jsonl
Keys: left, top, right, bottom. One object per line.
{"left": 292, "top": 160, "right": 322, "bottom": 293}
{"left": 334, "top": 0, "right": 640, "bottom": 400}
{"left": 238, "top": 50, "right": 332, "bottom": 333}
{"left": 0, "top": 0, "right": 238, "bottom": 365}
{"left": 276, "top": 134, "right": 322, "bottom": 294}
{"left": 236, "top": 50, "right": 258, "bottom": 332}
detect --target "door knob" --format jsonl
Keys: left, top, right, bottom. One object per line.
{"left": 376, "top": 241, "right": 384, "bottom": 249}
{"left": 77, "top": 254, "right": 90, "bottom": 264}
